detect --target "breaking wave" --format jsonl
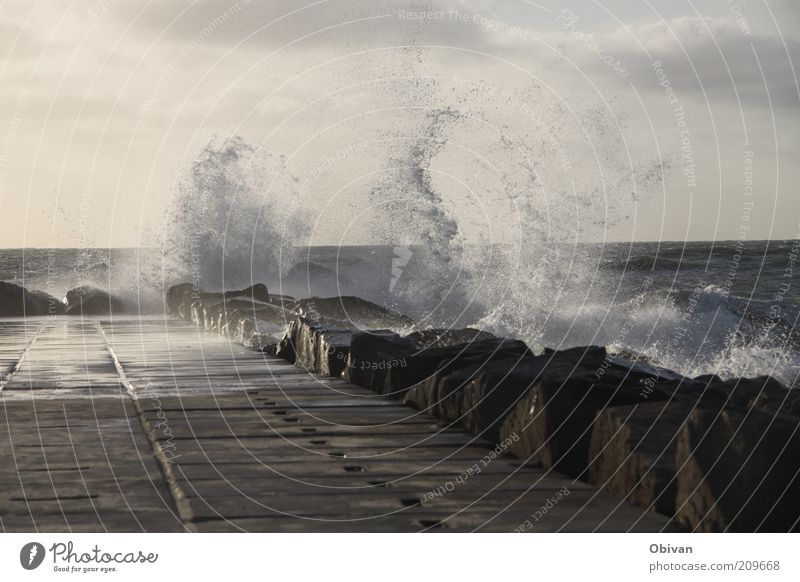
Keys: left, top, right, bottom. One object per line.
{"left": 153, "top": 84, "right": 798, "bottom": 387}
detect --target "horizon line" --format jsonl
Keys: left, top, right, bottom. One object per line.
{"left": 0, "top": 239, "right": 795, "bottom": 251}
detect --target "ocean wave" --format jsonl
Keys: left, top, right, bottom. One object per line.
{"left": 473, "top": 282, "right": 799, "bottom": 388}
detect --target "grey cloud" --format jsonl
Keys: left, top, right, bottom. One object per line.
{"left": 608, "top": 17, "right": 799, "bottom": 108}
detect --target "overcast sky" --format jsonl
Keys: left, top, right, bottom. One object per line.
{"left": 0, "top": 0, "right": 798, "bottom": 247}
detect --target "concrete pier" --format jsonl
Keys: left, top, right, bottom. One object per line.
{"left": 0, "top": 317, "right": 676, "bottom": 532}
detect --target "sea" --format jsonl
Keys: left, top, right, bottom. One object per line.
{"left": 1, "top": 239, "right": 798, "bottom": 388}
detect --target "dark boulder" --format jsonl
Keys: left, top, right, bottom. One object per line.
{"left": 192, "top": 298, "right": 288, "bottom": 333}
{"left": 0, "top": 282, "right": 64, "bottom": 316}
{"left": 589, "top": 401, "right": 698, "bottom": 517}
{"left": 387, "top": 339, "right": 532, "bottom": 401}
{"left": 750, "top": 388, "right": 800, "bottom": 417}
{"left": 694, "top": 375, "right": 786, "bottom": 408}
{"left": 344, "top": 330, "right": 531, "bottom": 399}
{"left": 248, "top": 333, "right": 281, "bottom": 355}
{"left": 223, "top": 302, "right": 288, "bottom": 347}
{"left": 341, "top": 330, "right": 421, "bottom": 392}
{"left": 267, "top": 293, "right": 298, "bottom": 310}
{"left": 277, "top": 316, "right": 352, "bottom": 377}
{"left": 166, "top": 283, "right": 196, "bottom": 317}
{"left": 291, "top": 296, "right": 414, "bottom": 330}
{"left": 675, "top": 408, "right": 800, "bottom": 532}
{"left": 167, "top": 282, "right": 292, "bottom": 353}
{"left": 694, "top": 374, "right": 724, "bottom": 385}
{"left": 404, "top": 352, "right": 540, "bottom": 442}
{"left": 407, "top": 327, "right": 496, "bottom": 348}
{"left": 168, "top": 282, "right": 272, "bottom": 317}
{"left": 500, "top": 347, "right": 676, "bottom": 477}
{"left": 64, "top": 286, "right": 127, "bottom": 315}
{"left": 457, "top": 357, "right": 546, "bottom": 441}
{"left": 222, "top": 283, "right": 270, "bottom": 303}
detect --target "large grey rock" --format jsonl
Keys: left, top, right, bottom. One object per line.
{"left": 405, "top": 354, "right": 542, "bottom": 442}
{"left": 267, "top": 293, "right": 297, "bottom": 310}
{"left": 193, "top": 298, "right": 288, "bottom": 333}
{"left": 222, "top": 283, "right": 270, "bottom": 303}
{"left": 750, "top": 389, "right": 800, "bottom": 417}
{"left": 291, "top": 296, "right": 414, "bottom": 330}
{"left": 65, "top": 286, "right": 128, "bottom": 315}
{"left": 675, "top": 408, "right": 800, "bottom": 532}
{"left": 695, "top": 375, "right": 786, "bottom": 408}
{"left": 166, "top": 282, "right": 276, "bottom": 318}
{"left": 589, "top": 401, "right": 697, "bottom": 516}
{"left": 167, "top": 282, "right": 291, "bottom": 353}
{"left": 223, "top": 302, "right": 286, "bottom": 351}
{"left": 458, "top": 358, "right": 544, "bottom": 441}
{"left": 341, "top": 330, "right": 421, "bottom": 393}
{"left": 246, "top": 332, "right": 281, "bottom": 354}
{"left": 166, "top": 283, "right": 196, "bottom": 317}
{"left": 406, "top": 328, "right": 496, "bottom": 349}
{"left": 277, "top": 316, "right": 352, "bottom": 377}
{"left": 500, "top": 346, "right": 675, "bottom": 477}
{"left": 0, "top": 282, "right": 64, "bottom": 316}
{"left": 344, "top": 331, "right": 530, "bottom": 399}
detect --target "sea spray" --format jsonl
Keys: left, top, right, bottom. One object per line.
{"left": 160, "top": 136, "right": 308, "bottom": 291}
{"left": 367, "top": 108, "right": 470, "bottom": 324}
{"left": 103, "top": 74, "right": 797, "bottom": 387}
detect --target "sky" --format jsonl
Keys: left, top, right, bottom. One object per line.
{"left": 0, "top": 0, "right": 798, "bottom": 247}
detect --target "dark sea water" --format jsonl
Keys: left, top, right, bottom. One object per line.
{"left": 1, "top": 240, "right": 798, "bottom": 387}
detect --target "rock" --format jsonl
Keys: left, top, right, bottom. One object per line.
{"left": 0, "top": 282, "right": 64, "bottom": 316}
{"left": 589, "top": 401, "right": 697, "bottom": 516}
{"left": 267, "top": 293, "right": 297, "bottom": 310}
{"left": 166, "top": 283, "right": 413, "bottom": 362}
{"left": 275, "top": 319, "right": 300, "bottom": 364}
{"left": 168, "top": 283, "right": 272, "bottom": 316}
{"left": 195, "top": 299, "right": 288, "bottom": 334}
{"left": 341, "top": 330, "right": 421, "bottom": 392}
{"left": 64, "top": 286, "right": 127, "bottom": 315}
{"left": 694, "top": 374, "right": 724, "bottom": 385}
{"left": 386, "top": 339, "right": 532, "bottom": 401}
{"left": 291, "top": 296, "right": 414, "bottom": 330}
{"left": 247, "top": 333, "right": 281, "bottom": 355}
{"left": 405, "top": 353, "right": 542, "bottom": 442}
{"left": 750, "top": 388, "right": 800, "bottom": 417}
{"left": 225, "top": 304, "right": 287, "bottom": 347}
{"left": 697, "top": 375, "right": 786, "bottom": 408}
{"left": 500, "top": 346, "right": 673, "bottom": 477}
{"left": 222, "top": 283, "right": 270, "bottom": 303}
{"left": 278, "top": 316, "right": 352, "bottom": 377}
{"left": 457, "top": 357, "right": 545, "bottom": 441}
{"left": 166, "top": 282, "right": 293, "bottom": 353}
{"left": 675, "top": 408, "right": 800, "bottom": 532}
{"left": 406, "top": 327, "right": 496, "bottom": 349}
{"left": 345, "top": 330, "right": 531, "bottom": 399}
{"left": 166, "top": 283, "right": 196, "bottom": 317}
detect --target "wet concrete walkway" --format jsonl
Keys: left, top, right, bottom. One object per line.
{"left": 0, "top": 317, "right": 675, "bottom": 532}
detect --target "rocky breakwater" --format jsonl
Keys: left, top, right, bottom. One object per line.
{"left": 275, "top": 297, "right": 417, "bottom": 377}
{"left": 166, "top": 283, "right": 292, "bottom": 351}
{"left": 165, "top": 282, "right": 800, "bottom": 532}
{"left": 0, "top": 282, "right": 65, "bottom": 316}
{"left": 166, "top": 282, "right": 420, "bottom": 362}
{"left": 340, "top": 329, "right": 800, "bottom": 532}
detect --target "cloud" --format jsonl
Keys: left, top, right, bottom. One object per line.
{"left": 1, "top": 1, "right": 798, "bottom": 245}
{"left": 609, "top": 16, "right": 799, "bottom": 107}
